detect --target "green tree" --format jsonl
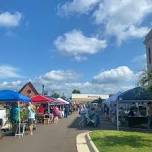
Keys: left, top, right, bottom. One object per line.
{"left": 72, "top": 89, "right": 81, "bottom": 94}
{"left": 138, "top": 70, "right": 152, "bottom": 92}
{"left": 98, "top": 97, "right": 103, "bottom": 104}
{"left": 61, "top": 93, "right": 66, "bottom": 100}
{"left": 51, "top": 92, "right": 60, "bottom": 98}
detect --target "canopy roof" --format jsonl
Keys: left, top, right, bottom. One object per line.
{"left": 57, "top": 98, "right": 69, "bottom": 104}
{"left": 49, "top": 98, "right": 69, "bottom": 105}
{"left": 0, "top": 90, "right": 31, "bottom": 102}
{"left": 31, "top": 95, "right": 55, "bottom": 103}
{"left": 105, "top": 91, "right": 122, "bottom": 105}
{"left": 118, "top": 87, "right": 152, "bottom": 103}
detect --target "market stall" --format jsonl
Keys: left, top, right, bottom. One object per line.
{"left": 116, "top": 87, "right": 152, "bottom": 130}
{"left": 104, "top": 92, "right": 122, "bottom": 106}
{"left": 57, "top": 98, "right": 69, "bottom": 105}
{"left": 0, "top": 89, "right": 31, "bottom": 137}
{"left": 31, "top": 95, "right": 55, "bottom": 124}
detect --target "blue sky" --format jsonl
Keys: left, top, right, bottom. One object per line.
{"left": 0, "top": 0, "right": 152, "bottom": 96}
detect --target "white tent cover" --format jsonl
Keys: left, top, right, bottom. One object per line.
{"left": 57, "top": 98, "right": 69, "bottom": 104}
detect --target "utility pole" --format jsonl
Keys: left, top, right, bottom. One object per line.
{"left": 42, "top": 84, "right": 44, "bottom": 95}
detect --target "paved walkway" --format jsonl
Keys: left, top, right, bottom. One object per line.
{"left": 0, "top": 113, "right": 85, "bottom": 152}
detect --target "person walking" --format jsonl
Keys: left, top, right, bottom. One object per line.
{"left": 27, "top": 102, "right": 36, "bottom": 135}
{"left": 10, "top": 102, "right": 20, "bottom": 136}
{"left": 64, "top": 105, "right": 69, "bottom": 118}
{"left": 52, "top": 106, "right": 59, "bottom": 123}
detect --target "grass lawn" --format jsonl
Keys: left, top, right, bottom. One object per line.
{"left": 90, "top": 130, "right": 152, "bottom": 152}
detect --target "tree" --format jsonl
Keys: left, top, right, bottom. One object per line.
{"left": 138, "top": 70, "right": 152, "bottom": 92}
{"left": 61, "top": 93, "right": 66, "bottom": 100}
{"left": 98, "top": 97, "right": 103, "bottom": 104}
{"left": 72, "top": 89, "right": 81, "bottom": 94}
{"left": 51, "top": 92, "right": 60, "bottom": 98}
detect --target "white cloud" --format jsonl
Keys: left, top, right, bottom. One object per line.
{"left": 54, "top": 29, "right": 107, "bottom": 61}
{"left": 0, "top": 12, "right": 22, "bottom": 28}
{"left": 0, "top": 66, "right": 140, "bottom": 96}
{"left": 59, "top": 0, "right": 100, "bottom": 15}
{"left": 132, "top": 54, "right": 147, "bottom": 70}
{"left": 93, "top": 66, "right": 135, "bottom": 84}
{"left": 38, "top": 70, "right": 79, "bottom": 84}
{"left": 93, "top": 0, "right": 152, "bottom": 43}
{"left": 132, "top": 54, "right": 146, "bottom": 63}
{"left": 0, "top": 80, "right": 22, "bottom": 90}
{"left": 90, "top": 66, "right": 142, "bottom": 95}
{"left": 33, "top": 66, "right": 138, "bottom": 96}
{"left": 74, "top": 56, "right": 87, "bottom": 62}
{"left": 0, "top": 65, "right": 22, "bottom": 79}
{"left": 59, "top": 0, "right": 152, "bottom": 44}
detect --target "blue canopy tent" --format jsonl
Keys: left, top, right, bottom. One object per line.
{"left": 104, "top": 91, "right": 122, "bottom": 106}
{"left": 0, "top": 90, "right": 31, "bottom": 137}
{"left": 0, "top": 90, "right": 31, "bottom": 102}
{"left": 116, "top": 87, "right": 152, "bottom": 130}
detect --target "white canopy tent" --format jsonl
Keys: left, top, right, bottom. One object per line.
{"left": 57, "top": 98, "right": 69, "bottom": 104}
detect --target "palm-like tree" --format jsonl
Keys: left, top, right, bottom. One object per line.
{"left": 139, "top": 70, "right": 152, "bottom": 91}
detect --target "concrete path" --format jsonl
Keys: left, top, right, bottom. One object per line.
{"left": 0, "top": 113, "right": 85, "bottom": 152}
{"left": 76, "top": 132, "right": 90, "bottom": 152}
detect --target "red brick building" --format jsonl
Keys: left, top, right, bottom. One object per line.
{"left": 19, "top": 82, "right": 39, "bottom": 97}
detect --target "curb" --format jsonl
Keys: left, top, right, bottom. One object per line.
{"left": 76, "top": 132, "right": 90, "bottom": 152}
{"left": 76, "top": 132, "right": 99, "bottom": 152}
{"left": 86, "top": 132, "right": 99, "bottom": 152}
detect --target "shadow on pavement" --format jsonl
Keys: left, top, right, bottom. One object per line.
{"left": 68, "top": 115, "right": 115, "bottom": 131}
{"left": 68, "top": 116, "right": 96, "bottom": 131}
{"left": 68, "top": 114, "right": 152, "bottom": 134}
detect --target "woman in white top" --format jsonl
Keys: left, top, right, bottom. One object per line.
{"left": 27, "top": 102, "right": 35, "bottom": 135}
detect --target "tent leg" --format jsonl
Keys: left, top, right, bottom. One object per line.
{"left": 19, "top": 122, "right": 21, "bottom": 138}
{"left": 48, "top": 103, "right": 50, "bottom": 114}
{"left": 15, "top": 106, "right": 22, "bottom": 138}
{"left": 116, "top": 100, "right": 119, "bottom": 131}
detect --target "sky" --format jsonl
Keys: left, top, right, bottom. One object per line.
{"left": 0, "top": 0, "right": 152, "bottom": 96}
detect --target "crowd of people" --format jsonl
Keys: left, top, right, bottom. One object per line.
{"left": 1, "top": 99, "right": 152, "bottom": 138}
{"left": 78, "top": 104, "right": 101, "bottom": 128}
{"left": 7, "top": 102, "right": 72, "bottom": 136}
{"left": 103, "top": 101, "right": 152, "bottom": 129}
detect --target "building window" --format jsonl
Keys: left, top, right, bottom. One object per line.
{"left": 148, "top": 48, "right": 151, "bottom": 64}
{"left": 27, "top": 89, "right": 31, "bottom": 94}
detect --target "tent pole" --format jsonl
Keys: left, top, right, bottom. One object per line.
{"left": 18, "top": 103, "right": 21, "bottom": 138}
{"left": 48, "top": 103, "right": 50, "bottom": 114}
{"left": 19, "top": 121, "right": 21, "bottom": 137}
{"left": 116, "top": 99, "right": 119, "bottom": 131}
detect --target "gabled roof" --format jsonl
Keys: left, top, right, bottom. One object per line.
{"left": 19, "top": 82, "right": 39, "bottom": 95}
{"left": 118, "top": 87, "right": 152, "bottom": 102}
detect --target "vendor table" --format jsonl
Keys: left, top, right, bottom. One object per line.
{"left": 127, "top": 116, "right": 148, "bottom": 127}
{"left": 36, "top": 114, "right": 53, "bottom": 124}
{"left": 36, "top": 114, "right": 44, "bottom": 123}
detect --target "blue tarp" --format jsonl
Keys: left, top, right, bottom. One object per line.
{"left": 118, "top": 87, "right": 152, "bottom": 102}
{"left": 0, "top": 90, "right": 31, "bottom": 102}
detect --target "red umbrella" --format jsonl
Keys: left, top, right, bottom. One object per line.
{"left": 31, "top": 95, "right": 54, "bottom": 103}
